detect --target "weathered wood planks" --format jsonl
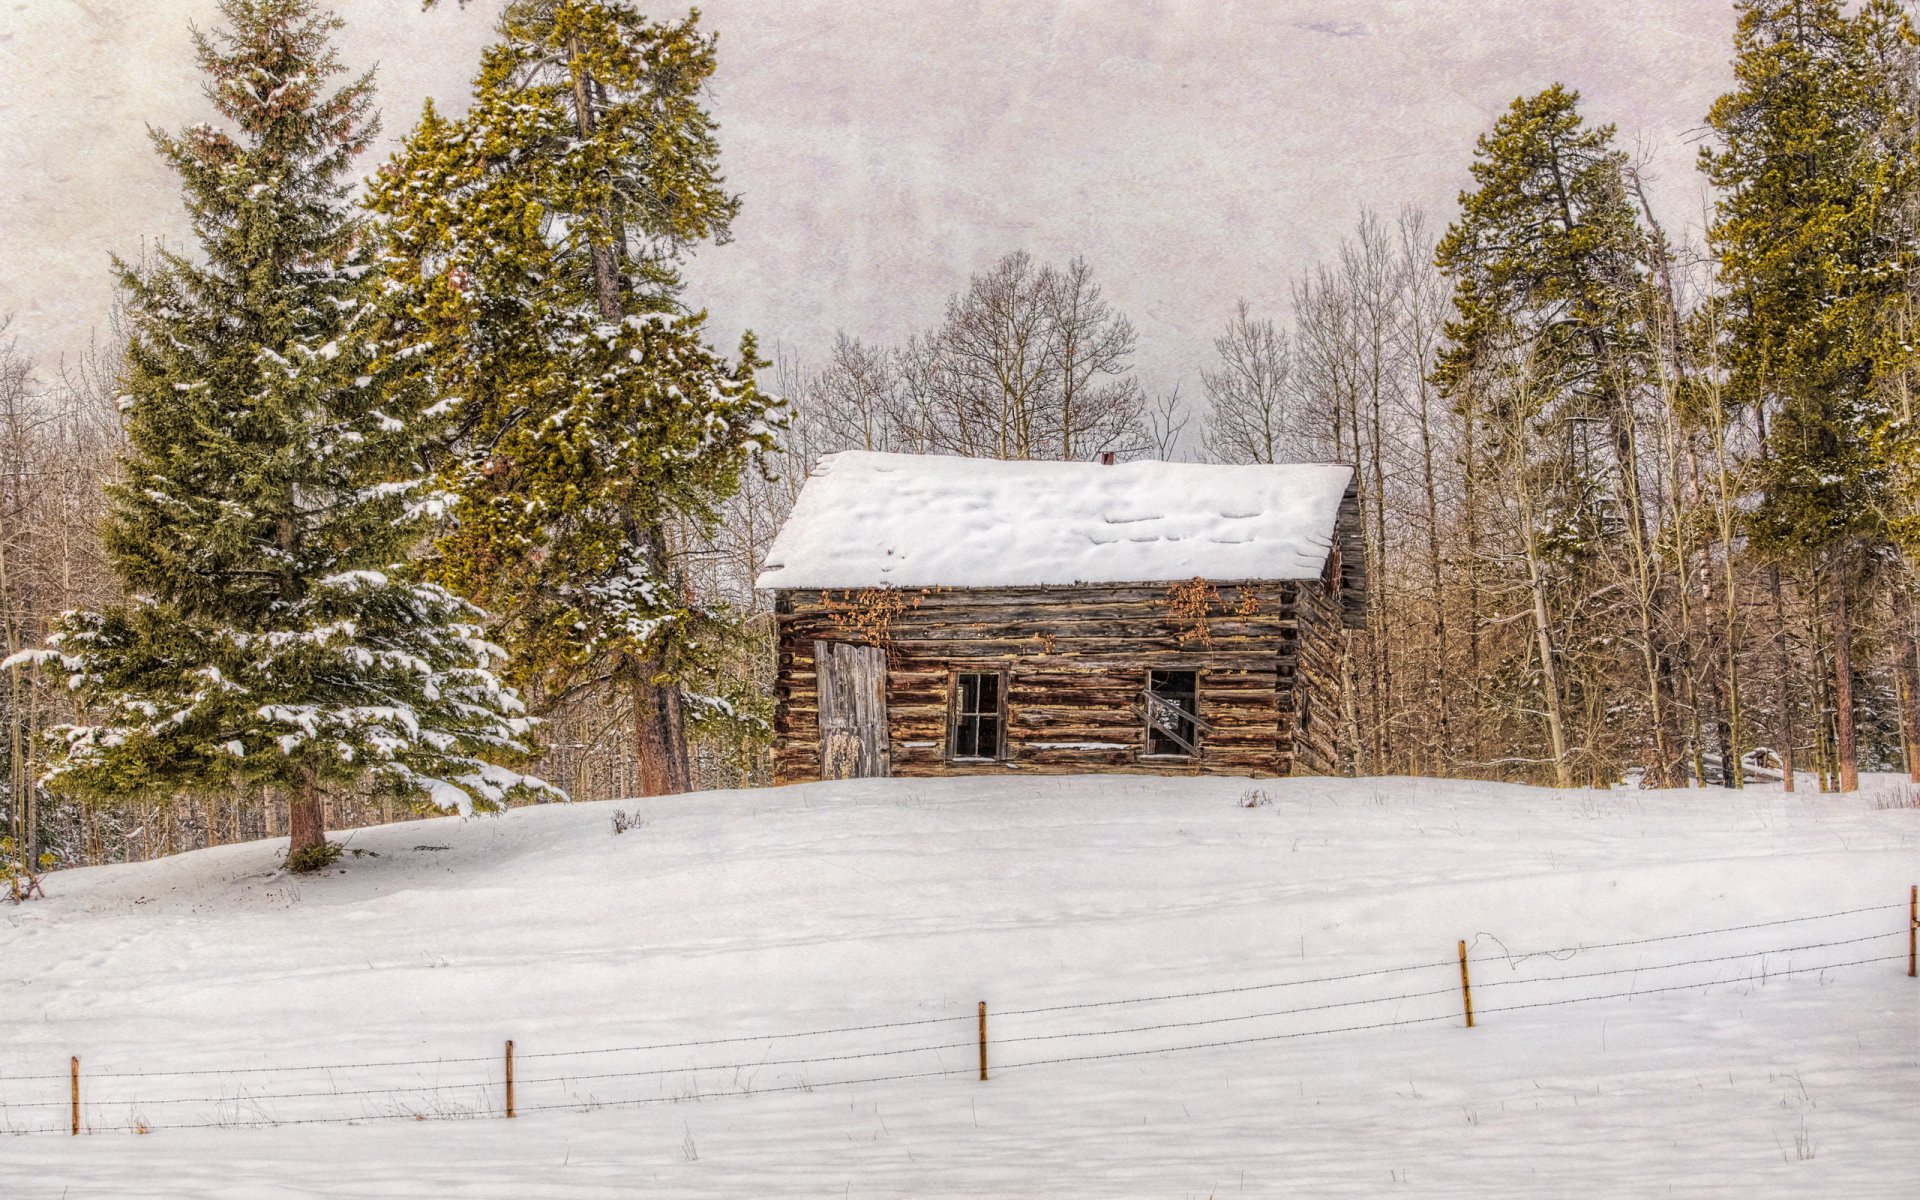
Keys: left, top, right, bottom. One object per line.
{"left": 770, "top": 576, "right": 1352, "bottom": 785}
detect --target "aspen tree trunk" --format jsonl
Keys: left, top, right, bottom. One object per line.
{"left": 1416, "top": 376, "right": 1451, "bottom": 773}
{"left": 1343, "top": 372, "right": 1373, "bottom": 774}
{"left": 1632, "top": 172, "right": 1698, "bottom": 788}
{"left": 1680, "top": 456, "right": 1708, "bottom": 787}
{"left": 1525, "top": 556, "right": 1573, "bottom": 789}
{"left": 567, "top": 34, "right": 691, "bottom": 796}
{"left": 1366, "top": 357, "right": 1390, "bottom": 775}
{"left": 1612, "top": 391, "right": 1673, "bottom": 786}
{"left": 1461, "top": 389, "right": 1484, "bottom": 773}
{"left": 1688, "top": 444, "right": 1740, "bottom": 789}
{"left": 1509, "top": 421, "right": 1572, "bottom": 788}
{"left": 1705, "top": 673, "right": 1736, "bottom": 787}
{"left": 0, "top": 523, "right": 28, "bottom": 863}
{"left": 1368, "top": 432, "right": 1389, "bottom": 774}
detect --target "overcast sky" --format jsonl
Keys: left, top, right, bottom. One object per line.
{"left": 1, "top": 0, "right": 1737, "bottom": 399}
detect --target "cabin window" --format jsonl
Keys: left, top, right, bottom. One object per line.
{"left": 949, "top": 670, "right": 1005, "bottom": 761}
{"left": 1144, "top": 669, "right": 1201, "bottom": 756}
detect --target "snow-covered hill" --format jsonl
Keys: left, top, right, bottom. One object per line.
{"left": 2, "top": 774, "right": 1916, "bottom": 1197}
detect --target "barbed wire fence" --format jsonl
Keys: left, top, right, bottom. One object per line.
{"left": 2, "top": 892, "right": 1912, "bottom": 1137}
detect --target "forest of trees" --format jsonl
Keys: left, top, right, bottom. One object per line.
{"left": 2, "top": 0, "right": 1915, "bottom": 876}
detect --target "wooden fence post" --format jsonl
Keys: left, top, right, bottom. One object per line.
{"left": 1457, "top": 940, "right": 1475, "bottom": 1029}
{"left": 978, "top": 1001, "right": 988, "bottom": 1081}
{"left": 505, "top": 1040, "right": 516, "bottom": 1118}
{"left": 70, "top": 1056, "right": 79, "bottom": 1136}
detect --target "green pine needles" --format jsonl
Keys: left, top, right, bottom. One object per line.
{"left": 374, "top": 1, "right": 783, "bottom": 795}
{"left": 8, "top": 0, "right": 555, "bottom": 866}
{"left": 1703, "top": 0, "right": 1917, "bottom": 557}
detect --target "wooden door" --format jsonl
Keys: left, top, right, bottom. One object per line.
{"left": 815, "top": 640, "right": 890, "bottom": 779}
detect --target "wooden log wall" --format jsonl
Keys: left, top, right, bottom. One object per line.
{"left": 1289, "top": 564, "right": 1347, "bottom": 775}
{"left": 1334, "top": 478, "right": 1367, "bottom": 630}
{"left": 772, "top": 578, "right": 1348, "bottom": 784}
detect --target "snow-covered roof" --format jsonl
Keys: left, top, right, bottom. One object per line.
{"left": 756, "top": 451, "right": 1357, "bottom": 590}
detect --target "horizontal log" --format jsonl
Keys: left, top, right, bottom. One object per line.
{"left": 878, "top": 616, "right": 1300, "bottom": 641}
{"left": 779, "top": 582, "right": 1305, "bottom": 613}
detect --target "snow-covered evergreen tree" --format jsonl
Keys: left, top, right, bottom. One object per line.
{"left": 374, "top": 2, "right": 781, "bottom": 796}
{"left": 6, "top": 0, "right": 552, "bottom": 867}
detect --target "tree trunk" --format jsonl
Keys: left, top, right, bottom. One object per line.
{"left": 632, "top": 654, "right": 690, "bottom": 796}
{"left": 287, "top": 768, "right": 326, "bottom": 861}
{"left": 1461, "top": 391, "right": 1484, "bottom": 773}
{"left": 1770, "top": 565, "right": 1796, "bottom": 791}
{"left": 1891, "top": 572, "right": 1920, "bottom": 784}
{"left": 1829, "top": 554, "right": 1859, "bottom": 793}
{"left": 1808, "top": 566, "right": 1835, "bottom": 792}
{"left": 1339, "top": 632, "right": 1362, "bottom": 778}
{"left": 1418, "top": 389, "right": 1451, "bottom": 776}
{"left": 1528, "top": 577, "right": 1574, "bottom": 790}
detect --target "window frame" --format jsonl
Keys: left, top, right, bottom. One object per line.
{"left": 1140, "top": 668, "right": 1203, "bottom": 760}
{"left": 945, "top": 666, "right": 1009, "bottom": 763}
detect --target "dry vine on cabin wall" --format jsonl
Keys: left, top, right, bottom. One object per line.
{"left": 1165, "top": 578, "right": 1259, "bottom": 647}
{"left": 819, "top": 585, "right": 948, "bottom": 647}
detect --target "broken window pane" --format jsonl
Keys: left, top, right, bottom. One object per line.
{"left": 1146, "top": 669, "right": 1200, "bottom": 756}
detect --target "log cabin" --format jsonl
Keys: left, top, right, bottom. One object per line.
{"left": 757, "top": 451, "right": 1364, "bottom": 783}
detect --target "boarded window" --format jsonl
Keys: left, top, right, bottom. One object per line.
{"left": 950, "top": 671, "right": 1004, "bottom": 760}
{"left": 1145, "top": 669, "right": 1200, "bottom": 756}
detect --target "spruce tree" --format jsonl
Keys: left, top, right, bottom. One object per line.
{"left": 7, "top": 0, "right": 550, "bottom": 866}
{"left": 1702, "top": 0, "right": 1919, "bottom": 792}
{"left": 376, "top": 1, "right": 780, "bottom": 796}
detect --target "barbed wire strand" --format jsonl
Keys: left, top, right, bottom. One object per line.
{"left": 1467, "top": 903, "right": 1906, "bottom": 965}
{"left": 995, "top": 954, "right": 1900, "bottom": 1074}
{"left": 11, "top": 1067, "right": 975, "bottom": 1135}
{"left": 0, "top": 1013, "right": 978, "bottom": 1083}
{"left": 1471, "top": 929, "right": 1905, "bottom": 989}
{"left": 998, "top": 986, "right": 1462, "bottom": 1045}
{"left": 997, "top": 958, "right": 1458, "bottom": 1017}
{"left": 1473, "top": 955, "right": 1905, "bottom": 1018}
{"left": 11, "top": 1040, "right": 976, "bottom": 1111}
{"left": 514, "top": 1040, "right": 976, "bottom": 1088}
{"left": 514, "top": 1014, "right": 975, "bottom": 1063}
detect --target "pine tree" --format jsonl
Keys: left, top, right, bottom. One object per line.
{"left": 5, "top": 0, "right": 550, "bottom": 866}
{"left": 376, "top": 1, "right": 780, "bottom": 796}
{"left": 1702, "top": 0, "right": 1919, "bottom": 792}
{"left": 1433, "top": 85, "right": 1667, "bottom": 787}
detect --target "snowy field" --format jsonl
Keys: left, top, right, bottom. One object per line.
{"left": 2, "top": 773, "right": 1916, "bottom": 1198}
